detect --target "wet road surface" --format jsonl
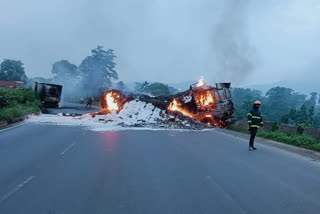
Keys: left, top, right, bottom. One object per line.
{"left": 0, "top": 123, "right": 320, "bottom": 214}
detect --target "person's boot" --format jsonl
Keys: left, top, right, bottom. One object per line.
{"left": 249, "top": 147, "right": 254, "bottom": 151}
{"left": 253, "top": 147, "right": 257, "bottom": 150}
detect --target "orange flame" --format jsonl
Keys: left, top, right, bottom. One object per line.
{"left": 106, "top": 92, "right": 119, "bottom": 111}
{"left": 196, "top": 76, "right": 204, "bottom": 87}
{"left": 168, "top": 76, "right": 217, "bottom": 125}
{"left": 168, "top": 99, "right": 194, "bottom": 118}
{"left": 168, "top": 99, "right": 179, "bottom": 111}
{"left": 196, "top": 92, "right": 214, "bottom": 107}
{"left": 166, "top": 77, "right": 227, "bottom": 127}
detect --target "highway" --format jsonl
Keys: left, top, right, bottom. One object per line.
{"left": 1, "top": 122, "right": 320, "bottom": 214}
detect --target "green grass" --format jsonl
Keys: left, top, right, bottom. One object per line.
{"left": 0, "top": 102, "right": 40, "bottom": 122}
{"left": 0, "top": 88, "right": 41, "bottom": 122}
{"left": 228, "top": 125, "right": 320, "bottom": 152}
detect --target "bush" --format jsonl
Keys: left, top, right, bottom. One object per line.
{"left": 146, "top": 83, "right": 170, "bottom": 96}
{"left": 257, "top": 130, "right": 319, "bottom": 148}
{"left": 296, "top": 123, "right": 309, "bottom": 135}
{"left": 0, "top": 93, "right": 9, "bottom": 108}
{"left": 0, "top": 88, "right": 40, "bottom": 122}
{"left": 272, "top": 123, "right": 279, "bottom": 132}
{"left": 0, "top": 88, "right": 38, "bottom": 106}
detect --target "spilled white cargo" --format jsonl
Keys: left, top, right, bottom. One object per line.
{"left": 28, "top": 100, "right": 209, "bottom": 131}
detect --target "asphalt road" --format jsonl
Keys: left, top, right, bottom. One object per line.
{"left": 43, "top": 102, "right": 99, "bottom": 115}
{"left": 1, "top": 123, "right": 320, "bottom": 214}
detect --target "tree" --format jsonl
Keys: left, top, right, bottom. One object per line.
{"left": 50, "top": 60, "right": 80, "bottom": 98}
{"left": 79, "top": 46, "right": 118, "bottom": 94}
{"left": 51, "top": 60, "right": 78, "bottom": 81}
{"left": 313, "top": 112, "right": 320, "bottom": 128}
{"left": 0, "top": 59, "right": 27, "bottom": 82}
{"left": 168, "top": 86, "right": 178, "bottom": 95}
{"left": 146, "top": 82, "right": 170, "bottom": 96}
{"left": 134, "top": 81, "right": 150, "bottom": 93}
{"left": 282, "top": 105, "right": 316, "bottom": 127}
{"left": 264, "top": 87, "right": 306, "bottom": 122}
{"left": 296, "top": 105, "right": 308, "bottom": 125}
{"left": 230, "top": 88, "right": 262, "bottom": 105}
{"left": 304, "top": 92, "right": 317, "bottom": 108}
{"left": 288, "top": 108, "right": 297, "bottom": 124}
{"left": 238, "top": 99, "right": 256, "bottom": 120}
{"left": 115, "top": 81, "right": 128, "bottom": 92}
{"left": 281, "top": 114, "right": 289, "bottom": 124}
{"left": 308, "top": 105, "right": 315, "bottom": 125}
{"left": 134, "top": 82, "right": 142, "bottom": 93}
{"left": 230, "top": 88, "right": 263, "bottom": 120}
{"left": 231, "top": 86, "right": 319, "bottom": 126}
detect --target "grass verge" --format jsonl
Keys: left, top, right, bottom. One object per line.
{"left": 228, "top": 125, "right": 320, "bottom": 153}
{"left": 0, "top": 102, "right": 40, "bottom": 122}
{"left": 0, "top": 88, "right": 41, "bottom": 123}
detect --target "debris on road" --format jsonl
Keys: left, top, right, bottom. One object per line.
{"left": 95, "top": 77, "right": 234, "bottom": 127}
{"left": 28, "top": 78, "right": 234, "bottom": 130}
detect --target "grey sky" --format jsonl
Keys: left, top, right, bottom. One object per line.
{"left": 0, "top": 0, "right": 319, "bottom": 86}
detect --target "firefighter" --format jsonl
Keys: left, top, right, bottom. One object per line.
{"left": 248, "top": 100, "right": 263, "bottom": 150}
{"left": 86, "top": 97, "right": 93, "bottom": 108}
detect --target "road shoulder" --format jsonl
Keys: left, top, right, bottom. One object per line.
{"left": 216, "top": 128, "right": 320, "bottom": 162}
{"left": 0, "top": 112, "right": 39, "bottom": 131}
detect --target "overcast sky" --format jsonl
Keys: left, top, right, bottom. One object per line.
{"left": 0, "top": 0, "right": 319, "bottom": 86}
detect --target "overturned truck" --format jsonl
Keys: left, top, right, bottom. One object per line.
{"left": 168, "top": 82, "right": 234, "bottom": 126}
{"left": 99, "top": 80, "right": 234, "bottom": 127}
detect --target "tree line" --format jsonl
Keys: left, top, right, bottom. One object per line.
{"left": 231, "top": 87, "right": 320, "bottom": 128}
{"left": 0, "top": 46, "right": 177, "bottom": 98}
{"left": 0, "top": 46, "right": 117, "bottom": 95}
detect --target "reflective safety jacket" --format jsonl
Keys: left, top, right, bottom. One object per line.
{"left": 248, "top": 108, "right": 263, "bottom": 128}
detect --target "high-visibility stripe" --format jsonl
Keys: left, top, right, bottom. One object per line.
{"left": 247, "top": 113, "right": 252, "bottom": 116}
{"left": 248, "top": 121, "right": 252, "bottom": 123}
{"left": 252, "top": 116, "right": 261, "bottom": 119}
{"left": 260, "top": 122, "right": 264, "bottom": 124}
{"left": 251, "top": 125, "right": 260, "bottom": 128}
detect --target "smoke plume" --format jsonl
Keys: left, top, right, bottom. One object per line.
{"left": 211, "top": 0, "right": 258, "bottom": 85}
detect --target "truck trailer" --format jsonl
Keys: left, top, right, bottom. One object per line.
{"left": 33, "top": 82, "right": 62, "bottom": 108}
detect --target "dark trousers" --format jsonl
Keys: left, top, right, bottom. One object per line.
{"left": 249, "top": 127, "right": 258, "bottom": 147}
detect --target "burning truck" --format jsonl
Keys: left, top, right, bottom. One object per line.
{"left": 98, "top": 78, "right": 234, "bottom": 127}
{"left": 167, "top": 80, "right": 234, "bottom": 126}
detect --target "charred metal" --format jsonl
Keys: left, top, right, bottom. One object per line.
{"left": 97, "top": 80, "right": 234, "bottom": 127}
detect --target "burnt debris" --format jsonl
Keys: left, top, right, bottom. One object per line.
{"left": 97, "top": 80, "right": 234, "bottom": 127}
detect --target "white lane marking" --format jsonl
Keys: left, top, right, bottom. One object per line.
{"left": 0, "top": 122, "right": 29, "bottom": 133}
{"left": 0, "top": 176, "right": 35, "bottom": 203}
{"left": 206, "top": 176, "right": 248, "bottom": 214}
{"left": 60, "top": 143, "right": 75, "bottom": 155}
